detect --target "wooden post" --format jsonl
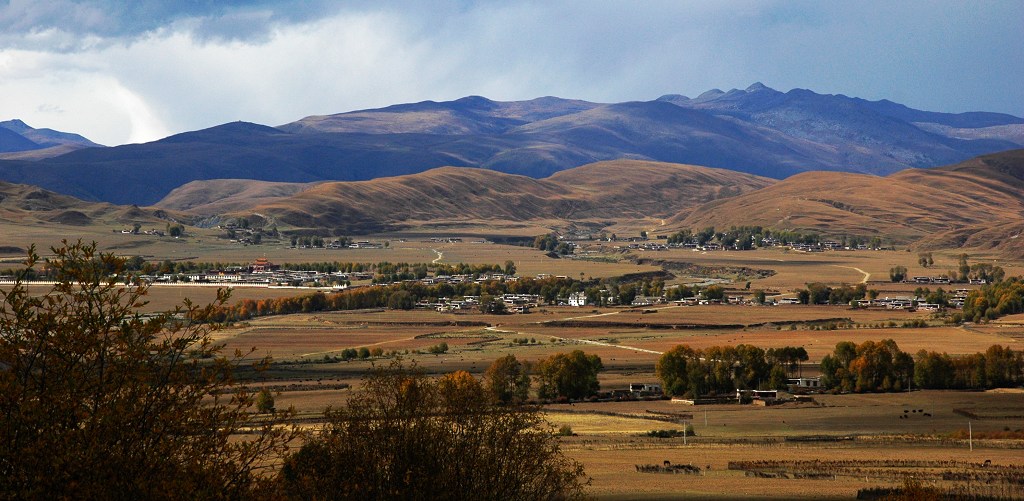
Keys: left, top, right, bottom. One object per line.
{"left": 969, "top": 421, "right": 973, "bottom": 452}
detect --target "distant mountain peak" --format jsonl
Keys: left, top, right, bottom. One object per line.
{"left": 0, "top": 118, "right": 101, "bottom": 156}
{"left": 745, "top": 82, "right": 773, "bottom": 92}
{"left": 695, "top": 89, "right": 726, "bottom": 101}
{"left": 0, "top": 119, "right": 31, "bottom": 132}
{"left": 655, "top": 94, "right": 690, "bottom": 103}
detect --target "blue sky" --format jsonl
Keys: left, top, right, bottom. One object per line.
{"left": 0, "top": 0, "right": 1021, "bottom": 146}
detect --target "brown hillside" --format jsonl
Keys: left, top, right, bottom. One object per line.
{"left": 230, "top": 161, "right": 772, "bottom": 233}
{"left": 0, "top": 181, "right": 178, "bottom": 228}
{"left": 546, "top": 160, "right": 773, "bottom": 220}
{"left": 156, "top": 179, "right": 323, "bottom": 213}
{"left": 672, "top": 149, "right": 1024, "bottom": 253}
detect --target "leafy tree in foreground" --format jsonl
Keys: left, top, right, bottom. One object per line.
{"left": 278, "top": 362, "right": 588, "bottom": 500}
{"left": 0, "top": 241, "right": 296, "bottom": 499}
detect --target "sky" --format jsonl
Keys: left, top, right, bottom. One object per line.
{"left": 0, "top": 0, "right": 1021, "bottom": 146}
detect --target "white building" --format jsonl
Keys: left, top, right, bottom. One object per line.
{"left": 568, "top": 291, "right": 589, "bottom": 307}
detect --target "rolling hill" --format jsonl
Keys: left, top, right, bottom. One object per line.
{"left": 156, "top": 160, "right": 775, "bottom": 234}
{"left": 0, "top": 85, "right": 1020, "bottom": 206}
{"left": 0, "top": 180, "right": 176, "bottom": 229}
{"left": 670, "top": 149, "right": 1024, "bottom": 255}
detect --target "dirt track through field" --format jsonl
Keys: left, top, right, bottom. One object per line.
{"left": 533, "top": 306, "right": 682, "bottom": 355}
{"left": 832, "top": 265, "right": 870, "bottom": 283}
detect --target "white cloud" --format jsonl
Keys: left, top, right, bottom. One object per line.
{"left": 0, "top": 1, "right": 1021, "bottom": 145}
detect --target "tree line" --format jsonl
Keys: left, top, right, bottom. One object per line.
{"left": 655, "top": 345, "right": 808, "bottom": 398}
{"left": 656, "top": 338, "right": 1024, "bottom": 397}
{"left": 889, "top": 254, "right": 1006, "bottom": 284}
{"left": 820, "top": 339, "right": 1023, "bottom": 392}
{"left": 962, "top": 277, "right": 1024, "bottom": 322}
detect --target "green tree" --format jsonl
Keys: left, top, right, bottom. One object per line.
{"left": 958, "top": 253, "right": 971, "bottom": 282}
{"left": 387, "top": 290, "right": 415, "bottom": 310}
{"left": 0, "top": 241, "right": 295, "bottom": 498}
{"left": 889, "top": 265, "right": 908, "bottom": 283}
{"left": 703, "top": 285, "right": 725, "bottom": 301}
{"left": 656, "top": 345, "right": 698, "bottom": 396}
{"left": 278, "top": 363, "right": 588, "bottom": 499}
{"left": 535, "top": 350, "right": 603, "bottom": 400}
{"left": 479, "top": 294, "right": 506, "bottom": 314}
{"left": 484, "top": 354, "right": 531, "bottom": 404}
{"left": 917, "top": 252, "right": 933, "bottom": 268}
{"left": 767, "top": 364, "right": 790, "bottom": 390}
{"left": 753, "top": 290, "right": 767, "bottom": 304}
{"left": 257, "top": 388, "right": 276, "bottom": 413}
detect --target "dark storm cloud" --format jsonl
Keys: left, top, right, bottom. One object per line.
{"left": 0, "top": 0, "right": 340, "bottom": 47}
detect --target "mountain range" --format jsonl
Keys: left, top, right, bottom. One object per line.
{"left": 0, "top": 150, "right": 1022, "bottom": 258}
{"left": 0, "top": 84, "right": 1021, "bottom": 206}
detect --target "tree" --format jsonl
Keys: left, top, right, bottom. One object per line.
{"left": 535, "top": 351, "right": 603, "bottom": 400}
{"left": 278, "top": 362, "right": 588, "bottom": 499}
{"left": 479, "top": 294, "right": 506, "bottom": 314}
{"left": 387, "top": 290, "right": 415, "bottom": 310}
{"left": 167, "top": 223, "right": 185, "bottom": 237}
{"left": 753, "top": 290, "right": 767, "bottom": 304}
{"left": 917, "top": 252, "right": 933, "bottom": 268}
{"left": 889, "top": 265, "right": 908, "bottom": 282}
{"left": 0, "top": 241, "right": 295, "bottom": 499}
{"left": 257, "top": 388, "right": 276, "bottom": 413}
{"left": 703, "top": 284, "right": 725, "bottom": 301}
{"left": 656, "top": 345, "right": 699, "bottom": 397}
{"left": 503, "top": 259, "right": 516, "bottom": 276}
{"left": 484, "top": 354, "right": 531, "bottom": 404}
{"left": 958, "top": 253, "right": 971, "bottom": 282}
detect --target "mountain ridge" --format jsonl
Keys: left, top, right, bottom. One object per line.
{"left": 0, "top": 84, "right": 1021, "bottom": 205}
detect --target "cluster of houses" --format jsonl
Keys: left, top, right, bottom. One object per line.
{"left": 855, "top": 290, "right": 973, "bottom": 310}
{"left": 119, "top": 228, "right": 165, "bottom": 236}
{"left": 907, "top": 276, "right": 986, "bottom": 285}
{"left": 606, "top": 378, "right": 823, "bottom": 404}
{"left": 618, "top": 242, "right": 670, "bottom": 251}
{"left": 135, "top": 258, "right": 525, "bottom": 289}
{"left": 419, "top": 273, "right": 516, "bottom": 285}
{"left": 420, "top": 294, "right": 541, "bottom": 314}
{"left": 137, "top": 258, "right": 371, "bottom": 287}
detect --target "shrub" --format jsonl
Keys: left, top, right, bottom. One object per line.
{"left": 0, "top": 241, "right": 296, "bottom": 498}
{"left": 278, "top": 362, "right": 588, "bottom": 499}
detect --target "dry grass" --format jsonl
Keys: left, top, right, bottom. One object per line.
{"left": 546, "top": 390, "right": 1024, "bottom": 499}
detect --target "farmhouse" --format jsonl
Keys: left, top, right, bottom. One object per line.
{"left": 631, "top": 296, "right": 663, "bottom": 307}
{"left": 568, "top": 291, "right": 589, "bottom": 307}
{"left": 629, "top": 383, "right": 663, "bottom": 396}
{"left": 788, "top": 377, "right": 821, "bottom": 390}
